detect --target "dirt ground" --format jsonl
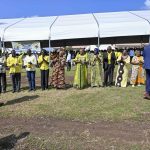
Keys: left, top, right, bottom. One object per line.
{"left": 0, "top": 116, "right": 150, "bottom": 150}
{"left": 1, "top": 72, "right": 150, "bottom": 149}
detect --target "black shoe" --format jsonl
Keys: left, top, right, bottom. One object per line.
{"left": 3, "top": 90, "right": 6, "bottom": 93}
{"left": 17, "top": 89, "right": 21, "bottom": 92}
{"left": 28, "top": 89, "right": 32, "bottom": 92}
{"left": 12, "top": 90, "right": 15, "bottom": 93}
{"left": 0, "top": 102, "right": 4, "bottom": 107}
{"left": 33, "top": 89, "right": 36, "bottom": 91}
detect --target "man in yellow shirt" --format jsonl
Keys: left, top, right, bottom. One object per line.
{"left": 7, "top": 50, "right": 22, "bottom": 93}
{"left": 103, "top": 46, "right": 116, "bottom": 87}
{"left": 38, "top": 49, "right": 49, "bottom": 90}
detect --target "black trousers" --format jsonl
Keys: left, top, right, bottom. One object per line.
{"left": 0, "top": 73, "right": 6, "bottom": 93}
{"left": 104, "top": 65, "right": 114, "bottom": 86}
{"left": 67, "top": 62, "right": 71, "bottom": 71}
{"left": 11, "top": 73, "right": 21, "bottom": 92}
{"left": 41, "top": 69, "right": 49, "bottom": 90}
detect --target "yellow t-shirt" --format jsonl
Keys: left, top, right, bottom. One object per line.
{"left": 108, "top": 52, "right": 112, "bottom": 64}
{"left": 38, "top": 55, "right": 49, "bottom": 70}
{"left": 7, "top": 56, "right": 22, "bottom": 73}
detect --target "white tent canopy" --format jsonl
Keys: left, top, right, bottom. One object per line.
{"left": 0, "top": 10, "right": 149, "bottom": 44}
{"left": 51, "top": 14, "right": 98, "bottom": 40}
{"left": 94, "top": 11, "right": 150, "bottom": 38}
{"left": 4, "top": 16, "right": 57, "bottom": 41}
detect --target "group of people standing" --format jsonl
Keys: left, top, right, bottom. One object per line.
{"left": 73, "top": 46, "right": 145, "bottom": 90}
{"left": 0, "top": 47, "right": 67, "bottom": 94}
{"left": 0, "top": 44, "right": 150, "bottom": 100}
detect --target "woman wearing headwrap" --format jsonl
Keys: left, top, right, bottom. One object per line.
{"left": 73, "top": 48, "right": 88, "bottom": 89}
{"left": 57, "top": 47, "right": 66, "bottom": 89}
{"left": 115, "top": 50, "right": 130, "bottom": 87}
{"left": 50, "top": 50, "right": 59, "bottom": 88}
{"left": 50, "top": 48, "right": 66, "bottom": 89}
{"left": 90, "top": 48, "right": 102, "bottom": 87}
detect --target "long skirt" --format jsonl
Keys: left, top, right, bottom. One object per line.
{"left": 74, "top": 64, "right": 88, "bottom": 89}
{"left": 115, "top": 63, "right": 129, "bottom": 87}
{"left": 130, "top": 65, "right": 145, "bottom": 85}
{"left": 91, "top": 65, "right": 102, "bottom": 87}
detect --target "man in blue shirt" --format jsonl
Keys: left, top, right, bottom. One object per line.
{"left": 129, "top": 49, "right": 135, "bottom": 62}
{"left": 143, "top": 44, "right": 150, "bottom": 99}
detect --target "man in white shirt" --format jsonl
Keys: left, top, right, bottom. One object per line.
{"left": 24, "top": 49, "right": 37, "bottom": 91}
{"left": 0, "top": 49, "right": 7, "bottom": 93}
{"left": 66, "top": 51, "right": 71, "bottom": 71}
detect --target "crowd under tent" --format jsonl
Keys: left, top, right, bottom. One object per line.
{"left": 0, "top": 10, "right": 150, "bottom": 49}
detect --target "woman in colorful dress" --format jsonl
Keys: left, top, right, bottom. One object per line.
{"left": 73, "top": 48, "right": 88, "bottom": 89}
{"left": 57, "top": 47, "right": 66, "bottom": 89}
{"left": 130, "top": 50, "right": 145, "bottom": 87}
{"left": 90, "top": 48, "right": 102, "bottom": 87}
{"left": 50, "top": 48, "right": 66, "bottom": 89}
{"left": 50, "top": 50, "right": 59, "bottom": 88}
{"left": 115, "top": 50, "right": 130, "bottom": 87}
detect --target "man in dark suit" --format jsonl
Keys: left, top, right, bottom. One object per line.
{"left": 143, "top": 44, "right": 150, "bottom": 99}
{"left": 103, "top": 46, "right": 116, "bottom": 87}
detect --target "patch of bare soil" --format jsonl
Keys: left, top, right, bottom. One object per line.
{"left": 0, "top": 117, "right": 150, "bottom": 149}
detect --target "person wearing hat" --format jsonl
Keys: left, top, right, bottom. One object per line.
{"left": 7, "top": 50, "right": 22, "bottom": 93}
{"left": 38, "top": 49, "right": 49, "bottom": 90}
{"left": 103, "top": 46, "right": 116, "bottom": 87}
{"left": 90, "top": 48, "right": 102, "bottom": 87}
{"left": 0, "top": 49, "right": 7, "bottom": 93}
{"left": 24, "top": 49, "right": 37, "bottom": 91}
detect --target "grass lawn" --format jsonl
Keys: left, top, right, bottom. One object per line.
{"left": 0, "top": 67, "right": 150, "bottom": 150}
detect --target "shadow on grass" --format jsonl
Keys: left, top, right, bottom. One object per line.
{"left": 21, "top": 86, "right": 41, "bottom": 91}
{"left": 0, "top": 132, "right": 30, "bottom": 149}
{"left": 4, "top": 95, "right": 39, "bottom": 106}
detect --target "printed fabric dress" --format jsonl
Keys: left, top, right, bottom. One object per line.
{"left": 130, "top": 56, "right": 145, "bottom": 85}
{"left": 50, "top": 52, "right": 59, "bottom": 87}
{"left": 51, "top": 53, "right": 66, "bottom": 88}
{"left": 115, "top": 55, "right": 130, "bottom": 87}
{"left": 57, "top": 55, "right": 66, "bottom": 89}
{"left": 73, "top": 53, "right": 88, "bottom": 89}
{"left": 90, "top": 54, "right": 102, "bottom": 87}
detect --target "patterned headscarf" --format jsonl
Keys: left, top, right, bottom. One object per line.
{"left": 94, "top": 48, "right": 99, "bottom": 55}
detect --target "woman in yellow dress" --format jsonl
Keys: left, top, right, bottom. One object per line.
{"left": 115, "top": 50, "right": 130, "bottom": 87}
{"left": 73, "top": 48, "right": 88, "bottom": 89}
{"left": 90, "top": 48, "right": 102, "bottom": 87}
{"left": 130, "top": 50, "right": 145, "bottom": 87}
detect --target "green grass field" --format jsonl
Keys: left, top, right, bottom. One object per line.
{"left": 0, "top": 67, "right": 150, "bottom": 150}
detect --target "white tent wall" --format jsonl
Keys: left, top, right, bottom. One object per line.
{"left": 51, "top": 14, "right": 98, "bottom": 40}
{"left": 3, "top": 16, "right": 57, "bottom": 41}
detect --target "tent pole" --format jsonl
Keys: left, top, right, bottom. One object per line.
{"left": 48, "top": 16, "right": 59, "bottom": 67}
{"left": 92, "top": 13, "right": 100, "bottom": 48}
{"left": 2, "top": 18, "right": 26, "bottom": 53}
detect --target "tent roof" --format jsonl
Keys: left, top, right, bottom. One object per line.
{"left": 0, "top": 10, "right": 150, "bottom": 45}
